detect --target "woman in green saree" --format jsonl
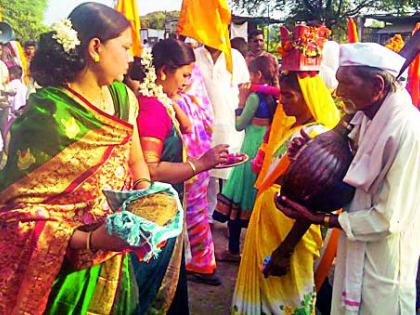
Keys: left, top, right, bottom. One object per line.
{"left": 0, "top": 3, "right": 151, "bottom": 314}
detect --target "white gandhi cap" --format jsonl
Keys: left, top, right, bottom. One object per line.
{"left": 339, "top": 42, "right": 406, "bottom": 77}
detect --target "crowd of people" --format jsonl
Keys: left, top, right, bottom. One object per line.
{"left": 0, "top": 2, "right": 420, "bottom": 315}
{"left": 0, "top": 40, "right": 34, "bottom": 156}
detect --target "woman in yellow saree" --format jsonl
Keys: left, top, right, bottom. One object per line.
{"left": 0, "top": 4, "right": 151, "bottom": 314}
{"left": 232, "top": 71, "right": 340, "bottom": 315}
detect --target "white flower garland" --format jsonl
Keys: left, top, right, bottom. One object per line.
{"left": 138, "top": 47, "right": 175, "bottom": 118}
{"left": 51, "top": 19, "right": 80, "bottom": 53}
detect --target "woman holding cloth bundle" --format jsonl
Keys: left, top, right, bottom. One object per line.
{"left": 0, "top": 3, "right": 153, "bottom": 314}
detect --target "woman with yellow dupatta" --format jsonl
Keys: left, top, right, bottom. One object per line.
{"left": 232, "top": 68, "right": 340, "bottom": 313}
{"left": 0, "top": 3, "right": 152, "bottom": 314}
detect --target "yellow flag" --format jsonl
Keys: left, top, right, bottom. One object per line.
{"left": 177, "top": 0, "right": 233, "bottom": 73}
{"left": 115, "top": 0, "right": 142, "bottom": 56}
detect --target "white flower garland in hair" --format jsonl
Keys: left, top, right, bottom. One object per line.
{"left": 138, "top": 47, "right": 175, "bottom": 118}
{"left": 51, "top": 19, "right": 80, "bottom": 53}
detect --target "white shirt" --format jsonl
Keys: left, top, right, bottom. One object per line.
{"left": 194, "top": 47, "right": 249, "bottom": 179}
{"left": 331, "top": 89, "right": 420, "bottom": 315}
{"left": 7, "top": 79, "right": 27, "bottom": 114}
{"left": 0, "top": 60, "right": 8, "bottom": 88}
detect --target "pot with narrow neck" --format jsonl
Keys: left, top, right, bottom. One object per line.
{"left": 278, "top": 114, "right": 356, "bottom": 213}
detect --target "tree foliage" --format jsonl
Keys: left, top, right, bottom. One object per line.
{"left": 0, "top": 0, "right": 49, "bottom": 43}
{"left": 232, "top": 0, "right": 419, "bottom": 30}
{"left": 141, "top": 11, "right": 180, "bottom": 30}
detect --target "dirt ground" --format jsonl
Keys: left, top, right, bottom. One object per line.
{"left": 188, "top": 222, "right": 242, "bottom": 315}
{"left": 187, "top": 225, "right": 420, "bottom": 315}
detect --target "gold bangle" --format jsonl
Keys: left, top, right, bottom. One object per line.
{"left": 323, "top": 214, "right": 331, "bottom": 228}
{"left": 133, "top": 177, "right": 151, "bottom": 189}
{"left": 86, "top": 231, "right": 93, "bottom": 251}
{"left": 186, "top": 160, "right": 197, "bottom": 175}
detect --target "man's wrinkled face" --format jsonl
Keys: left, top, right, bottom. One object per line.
{"left": 335, "top": 67, "right": 377, "bottom": 114}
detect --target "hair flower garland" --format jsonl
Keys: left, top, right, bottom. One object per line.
{"left": 51, "top": 19, "right": 80, "bottom": 53}
{"left": 138, "top": 47, "right": 176, "bottom": 118}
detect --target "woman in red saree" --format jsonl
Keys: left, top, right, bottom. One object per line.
{"left": 0, "top": 3, "right": 151, "bottom": 314}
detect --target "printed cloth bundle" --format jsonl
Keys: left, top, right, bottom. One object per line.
{"left": 103, "top": 182, "right": 183, "bottom": 261}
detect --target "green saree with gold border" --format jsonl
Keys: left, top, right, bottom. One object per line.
{"left": 0, "top": 82, "right": 139, "bottom": 314}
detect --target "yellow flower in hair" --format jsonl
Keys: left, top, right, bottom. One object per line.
{"left": 17, "top": 148, "right": 36, "bottom": 170}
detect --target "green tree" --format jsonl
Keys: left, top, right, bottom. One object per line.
{"left": 0, "top": 0, "right": 48, "bottom": 43}
{"left": 233, "top": 0, "right": 419, "bottom": 33}
{"left": 141, "top": 11, "right": 180, "bottom": 30}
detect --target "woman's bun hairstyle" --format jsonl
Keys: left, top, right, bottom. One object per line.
{"left": 31, "top": 2, "right": 130, "bottom": 87}
{"left": 30, "top": 32, "right": 85, "bottom": 86}
{"left": 151, "top": 39, "right": 195, "bottom": 72}
{"left": 128, "top": 39, "right": 195, "bottom": 84}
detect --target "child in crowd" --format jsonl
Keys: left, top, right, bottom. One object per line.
{"left": 214, "top": 54, "right": 278, "bottom": 261}
{"left": 7, "top": 65, "right": 27, "bottom": 116}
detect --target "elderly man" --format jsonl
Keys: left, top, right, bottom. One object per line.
{"left": 276, "top": 42, "right": 420, "bottom": 314}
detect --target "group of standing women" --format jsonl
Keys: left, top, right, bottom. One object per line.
{"left": 0, "top": 2, "right": 344, "bottom": 315}
{"left": 0, "top": 3, "right": 226, "bottom": 314}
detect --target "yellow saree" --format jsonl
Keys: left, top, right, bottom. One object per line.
{"left": 232, "top": 75, "right": 340, "bottom": 315}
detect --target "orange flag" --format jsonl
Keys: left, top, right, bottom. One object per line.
{"left": 177, "top": 0, "right": 233, "bottom": 73}
{"left": 115, "top": 0, "right": 142, "bottom": 56}
{"left": 347, "top": 17, "right": 359, "bottom": 43}
{"left": 407, "top": 23, "right": 420, "bottom": 108}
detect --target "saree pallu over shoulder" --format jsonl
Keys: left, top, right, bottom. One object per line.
{"left": 0, "top": 82, "right": 134, "bottom": 314}
{"left": 0, "top": 82, "right": 133, "bottom": 196}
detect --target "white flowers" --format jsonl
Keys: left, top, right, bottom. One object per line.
{"left": 51, "top": 19, "right": 80, "bottom": 54}
{"left": 138, "top": 48, "right": 175, "bottom": 118}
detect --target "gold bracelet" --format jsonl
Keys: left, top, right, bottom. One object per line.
{"left": 133, "top": 177, "right": 151, "bottom": 189}
{"left": 186, "top": 160, "right": 197, "bottom": 175}
{"left": 86, "top": 231, "right": 93, "bottom": 251}
{"left": 323, "top": 214, "right": 331, "bottom": 228}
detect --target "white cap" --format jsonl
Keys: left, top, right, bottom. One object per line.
{"left": 339, "top": 43, "right": 406, "bottom": 77}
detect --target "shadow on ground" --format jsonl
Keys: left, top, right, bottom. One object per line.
{"left": 188, "top": 221, "right": 242, "bottom": 315}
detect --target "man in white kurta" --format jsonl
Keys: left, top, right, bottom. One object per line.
{"left": 194, "top": 46, "right": 250, "bottom": 220}
{"left": 332, "top": 87, "right": 420, "bottom": 315}
{"left": 275, "top": 43, "right": 420, "bottom": 314}
{"left": 331, "top": 44, "right": 420, "bottom": 314}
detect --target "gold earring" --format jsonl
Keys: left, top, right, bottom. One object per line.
{"left": 161, "top": 73, "right": 166, "bottom": 81}
{"left": 93, "top": 55, "right": 100, "bottom": 63}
